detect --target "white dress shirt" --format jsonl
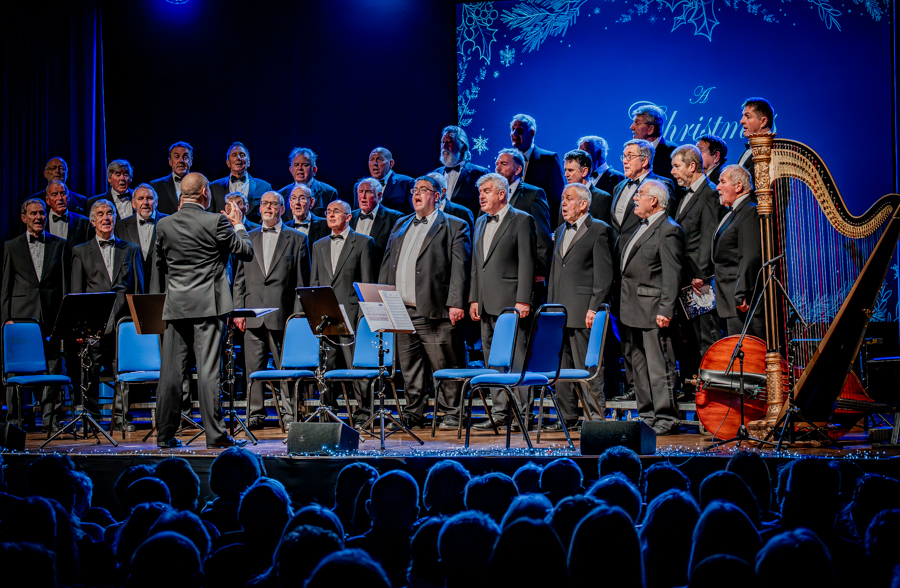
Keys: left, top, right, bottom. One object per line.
{"left": 482, "top": 203, "right": 510, "bottom": 254}
{"left": 398, "top": 209, "right": 438, "bottom": 305}
{"left": 96, "top": 235, "right": 115, "bottom": 281}
{"left": 622, "top": 210, "right": 665, "bottom": 270}
{"left": 48, "top": 212, "right": 69, "bottom": 240}
{"left": 27, "top": 232, "right": 45, "bottom": 278}
{"left": 355, "top": 204, "right": 379, "bottom": 237}
{"left": 561, "top": 213, "right": 587, "bottom": 255}
{"left": 615, "top": 171, "right": 650, "bottom": 224}
{"left": 330, "top": 226, "right": 350, "bottom": 274}
{"left": 137, "top": 213, "right": 156, "bottom": 258}
{"left": 261, "top": 222, "right": 281, "bottom": 275}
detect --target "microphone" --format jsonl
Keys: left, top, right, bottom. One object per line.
{"left": 762, "top": 253, "right": 785, "bottom": 268}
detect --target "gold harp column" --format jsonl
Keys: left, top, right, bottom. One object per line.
{"left": 748, "top": 132, "right": 784, "bottom": 435}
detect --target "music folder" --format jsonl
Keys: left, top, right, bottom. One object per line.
{"left": 354, "top": 283, "right": 415, "bottom": 333}
{"left": 296, "top": 287, "right": 354, "bottom": 336}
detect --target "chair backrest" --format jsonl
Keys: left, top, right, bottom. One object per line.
{"left": 352, "top": 317, "right": 394, "bottom": 369}
{"left": 2, "top": 321, "right": 48, "bottom": 376}
{"left": 585, "top": 307, "right": 610, "bottom": 371}
{"left": 521, "top": 305, "right": 567, "bottom": 378}
{"left": 281, "top": 316, "right": 320, "bottom": 369}
{"left": 116, "top": 320, "right": 161, "bottom": 374}
{"left": 487, "top": 308, "right": 519, "bottom": 371}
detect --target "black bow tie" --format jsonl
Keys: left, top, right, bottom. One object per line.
{"left": 639, "top": 219, "right": 649, "bottom": 226}
{"left": 412, "top": 217, "right": 428, "bottom": 226}
{"left": 295, "top": 221, "right": 309, "bottom": 229}
{"left": 329, "top": 234, "right": 344, "bottom": 241}
{"left": 230, "top": 175, "right": 246, "bottom": 184}
{"left": 685, "top": 187, "right": 694, "bottom": 194}
{"left": 359, "top": 213, "right": 375, "bottom": 221}
{"left": 99, "top": 239, "right": 114, "bottom": 248}
{"left": 28, "top": 233, "right": 44, "bottom": 244}
{"left": 744, "top": 143, "right": 751, "bottom": 150}
{"left": 565, "top": 222, "right": 577, "bottom": 230}
{"left": 173, "top": 175, "right": 182, "bottom": 183}
{"left": 627, "top": 179, "right": 641, "bottom": 187}
{"left": 115, "top": 194, "right": 132, "bottom": 202}
{"left": 52, "top": 213, "right": 68, "bottom": 223}
{"left": 444, "top": 165, "right": 461, "bottom": 174}
{"left": 485, "top": 214, "right": 499, "bottom": 223}
{"left": 139, "top": 218, "right": 154, "bottom": 225}
{"left": 262, "top": 226, "right": 278, "bottom": 233}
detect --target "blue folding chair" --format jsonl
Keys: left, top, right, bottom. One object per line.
{"left": 112, "top": 318, "right": 160, "bottom": 439}
{"left": 248, "top": 314, "right": 319, "bottom": 431}
{"left": 536, "top": 305, "right": 610, "bottom": 446}
{"left": 2, "top": 320, "right": 71, "bottom": 431}
{"left": 433, "top": 307, "right": 519, "bottom": 438}
{"left": 466, "top": 304, "right": 567, "bottom": 449}
{"left": 323, "top": 316, "right": 398, "bottom": 431}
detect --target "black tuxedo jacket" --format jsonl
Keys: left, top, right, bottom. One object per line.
{"left": 469, "top": 207, "right": 536, "bottom": 315}
{"left": 739, "top": 147, "right": 756, "bottom": 186}
{"left": 353, "top": 173, "right": 415, "bottom": 214}
{"left": 509, "top": 181, "right": 552, "bottom": 277}
{"left": 285, "top": 212, "right": 330, "bottom": 246}
{"left": 430, "top": 161, "right": 489, "bottom": 220}
{"left": 156, "top": 202, "right": 253, "bottom": 320}
{"left": 522, "top": 146, "right": 565, "bottom": 226}
{"left": 675, "top": 178, "right": 719, "bottom": 285}
{"left": 310, "top": 230, "right": 376, "bottom": 328}
{"left": 349, "top": 205, "right": 404, "bottom": 266}
{"left": 150, "top": 174, "right": 181, "bottom": 215}
{"left": 592, "top": 167, "right": 627, "bottom": 197}
{"left": 45, "top": 211, "right": 93, "bottom": 260}
{"left": 71, "top": 237, "right": 144, "bottom": 335}
{"left": 440, "top": 199, "right": 475, "bottom": 236}
{"left": 27, "top": 189, "right": 88, "bottom": 216}
{"left": 609, "top": 173, "right": 678, "bottom": 244}
{"left": 712, "top": 197, "right": 761, "bottom": 319}
{"left": 115, "top": 212, "right": 170, "bottom": 294}
{"left": 652, "top": 136, "right": 677, "bottom": 182}
{"left": 1, "top": 232, "right": 68, "bottom": 336}
{"left": 233, "top": 226, "right": 310, "bottom": 330}
{"left": 209, "top": 174, "right": 273, "bottom": 223}
{"left": 278, "top": 178, "right": 339, "bottom": 217}
{"left": 379, "top": 211, "right": 471, "bottom": 319}
{"left": 706, "top": 162, "right": 726, "bottom": 187}
{"left": 588, "top": 184, "right": 613, "bottom": 226}
{"left": 618, "top": 214, "right": 684, "bottom": 329}
{"left": 86, "top": 189, "right": 134, "bottom": 219}
{"left": 548, "top": 215, "right": 614, "bottom": 329}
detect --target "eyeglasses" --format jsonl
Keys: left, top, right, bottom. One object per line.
{"left": 620, "top": 153, "right": 645, "bottom": 162}
{"left": 410, "top": 187, "right": 437, "bottom": 195}
{"left": 44, "top": 166, "right": 67, "bottom": 172}
{"left": 260, "top": 201, "right": 281, "bottom": 208}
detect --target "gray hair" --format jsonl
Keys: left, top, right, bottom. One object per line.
{"left": 721, "top": 164, "right": 753, "bottom": 194}
{"left": 631, "top": 105, "right": 666, "bottom": 137}
{"left": 260, "top": 190, "right": 284, "bottom": 207}
{"left": 289, "top": 183, "right": 314, "bottom": 202}
{"left": 497, "top": 148, "right": 525, "bottom": 175}
{"left": 357, "top": 177, "right": 384, "bottom": 193}
{"left": 476, "top": 173, "right": 510, "bottom": 198}
{"left": 441, "top": 125, "right": 472, "bottom": 163}
{"left": 226, "top": 191, "right": 249, "bottom": 207}
{"left": 642, "top": 180, "right": 669, "bottom": 209}
{"left": 45, "top": 179, "right": 68, "bottom": 195}
{"left": 168, "top": 141, "right": 193, "bottom": 158}
{"left": 328, "top": 199, "right": 351, "bottom": 214}
{"left": 624, "top": 139, "right": 655, "bottom": 165}
{"left": 510, "top": 113, "right": 537, "bottom": 133}
{"left": 672, "top": 144, "right": 703, "bottom": 172}
{"left": 89, "top": 198, "right": 118, "bottom": 222}
{"left": 288, "top": 147, "right": 317, "bottom": 168}
{"left": 107, "top": 159, "right": 133, "bottom": 178}
{"left": 21, "top": 198, "right": 46, "bottom": 215}
{"left": 133, "top": 183, "right": 158, "bottom": 201}
{"left": 226, "top": 141, "right": 249, "bottom": 159}
{"left": 564, "top": 183, "right": 592, "bottom": 208}
{"left": 426, "top": 172, "right": 447, "bottom": 192}
{"left": 577, "top": 135, "right": 609, "bottom": 160}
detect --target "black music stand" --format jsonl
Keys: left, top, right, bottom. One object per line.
{"left": 297, "top": 287, "right": 357, "bottom": 426}
{"left": 42, "top": 292, "right": 118, "bottom": 448}
{"left": 127, "top": 294, "right": 206, "bottom": 446}
{"left": 224, "top": 308, "right": 277, "bottom": 445}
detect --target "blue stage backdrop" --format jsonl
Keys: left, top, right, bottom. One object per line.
{"left": 456, "top": 0, "right": 898, "bottom": 322}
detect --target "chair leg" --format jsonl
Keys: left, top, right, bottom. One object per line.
{"left": 479, "top": 388, "right": 498, "bottom": 433}
{"left": 575, "top": 381, "right": 595, "bottom": 422}
{"left": 18, "top": 386, "right": 25, "bottom": 431}
{"left": 431, "top": 381, "right": 441, "bottom": 438}
{"left": 505, "top": 387, "right": 533, "bottom": 449}
{"left": 457, "top": 380, "right": 469, "bottom": 440}
{"left": 465, "top": 384, "right": 476, "bottom": 449}
{"left": 546, "top": 386, "right": 575, "bottom": 450}
{"left": 270, "top": 381, "right": 286, "bottom": 433}
{"left": 537, "top": 386, "right": 547, "bottom": 444}
{"left": 339, "top": 383, "right": 353, "bottom": 426}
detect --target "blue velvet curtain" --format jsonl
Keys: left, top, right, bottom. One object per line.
{"left": 1, "top": 0, "right": 106, "bottom": 244}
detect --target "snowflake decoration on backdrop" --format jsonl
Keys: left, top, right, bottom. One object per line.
{"left": 500, "top": 45, "right": 516, "bottom": 66}
{"left": 473, "top": 135, "right": 490, "bottom": 155}
{"left": 500, "top": 0, "right": 588, "bottom": 53}
{"left": 493, "top": 70, "right": 499, "bottom": 78}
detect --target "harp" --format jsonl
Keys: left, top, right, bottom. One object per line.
{"left": 746, "top": 134, "right": 900, "bottom": 437}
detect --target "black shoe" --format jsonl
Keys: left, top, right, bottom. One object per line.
{"left": 510, "top": 417, "right": 535, "bottom": 432}
{"left": 613, "top": 389, "right": 636, "bottom": 401}
{"left": 206, "top": 436, "right": 248, "bottom": 449}
{"left": 158, "top": 438, "right": 184, "bottom": 448}
{"left": 388, "top": 415, "right": 425, "bottom": 431}
{"left": 247, "top": 417, "right": 265, "bottom": 430}
{"left": 438, "top": 416, "right": 461, "bottom": 430}
{"left": 542, "top": 419, "right": 579, "bottom": 432}
{"left": 473, "top": 418, "right": 501, "bottom": 431}
{"left": 652, "top": 423, "right": 681, "bottom": 436}
{"left": 676, "top": 387, "right": 695, "bottom": 402}
{"left": 113, "top": 421, "right": 136, "bottom": 433}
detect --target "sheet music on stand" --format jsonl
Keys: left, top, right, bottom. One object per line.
{"left": 354, "top": 283, "right": 415, "bottom": 333}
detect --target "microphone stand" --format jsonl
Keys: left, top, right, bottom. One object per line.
{"left": 304, "top": 315, "right": 350, "bottom": 425}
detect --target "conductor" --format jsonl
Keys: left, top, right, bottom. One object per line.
{"left": 154, "top": 173, "right": 254, "bottom": 448}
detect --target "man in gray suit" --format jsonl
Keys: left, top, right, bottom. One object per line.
{"left": 311, "top": 200, "right": 376, "bottom": 423}
{"left": 469, "top": 173, "right": 537, "bottom": 431}
{"left": 154, "top": 173, "right": 253, "bottom": 448}
{"left": 619, "top": 180, "right": 684, "bottom": 435}
{"left": 546, "top": 183, "right": 615, "bottom": 431}
{"left": 233, "top": 191, "right": 310, "bottom": 429}
{"left": 379, "top": 176, "right": 471, "bottom": 430}
{"left": 115, "top": 183, "right": 168, "bottom": 294}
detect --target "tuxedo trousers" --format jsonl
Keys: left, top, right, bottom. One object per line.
{"left": 244, "top": 326, "right": 294, "bottom": 420}
{"left": 157, "top": 317, "right": 228, "bottom": 444}
{"left": 480, "top": 312, "right": 531, "bottom": 419}
{"left": 623, "top": 324, "right": 680, "bottom": 429}
{"left": 397, "top": 311, "right": 464, "bottom": 421}
{"left": 557, "top": 326, "right": 605, "bottom": 420}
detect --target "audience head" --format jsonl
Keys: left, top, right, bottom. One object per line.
{"left": 643, "top": 461, "right": 690, "bottom": 503}
{"left": 500, "top": 493, "right": 553, "bottom": 529}
{"left": 725, "top": 450, "right": 773, "bottom": 514}
{"left": 114, "top": 502, "right": 175, "bottom": 570}
{"left": 690, "top": 500, "right": 761, "bottom": 573}
{"left": 850, "top": 473, "right": 900, "bottom": 539}
{"left": 70, "top": 469, "right": 94, "bottom": 519}
{"left": 149, "top": 510, "right": 211, "bottom": 560}
{"left": 115, "top": 465, "right": 155, "bottom": 515}
{"left": 274, "top": 525, "right": 344, "bottom": 587}
{"left": 153, "top": 457, "right": 200, "bottom": 512}
{"left": 125, "top": 477, "right": 171, "bottom": 512}
{"left": 465, "top": 472, "right": 519, "bottom": 523}
{"left": 367, "top": 470, "right": 420, "bottom": 529}
{"left": 305, "top": 548, "right": 391, "bottom": 588}
{"left": 598, "top": 445, "right": 643, "bottom": 487}
{"left": 127, "top": 531, "right": 203, "bottom": 588}
{"left": 699, "top": 470, "right": 761, "bottom": 528}
{"left": 239, "top": 477, "right": 292, "bottom": 538}
{"left": 334, "top": 462, "right": 378, "bottom": 519}
{"left": 569, "top": 505, "right": 642, "bottom": 588}
{"left": 512, "top": 462, "right": 543, "bottom": 495}
{"left": 0, "top": 495, "right": 57, "bottom": 551}
{"left": 26, "top": 455, "right": 76, "bottom": 514}
{"left": 285, "top": 503, "right": 345, "bottom": 540}
{"left": 755, "top": 528, "right": 834, "bottom": 588}
{"left": 350, "top": 477, "right": 375, "bottom": 535}
{"left": 865, "top": 508, "right": 900, "bottom": 587}
{"left": 689, "top": 554, "right": 755, "bottom": 588}
{"left": 209, "top": 445, "right": 264, "bottom": 503}
{"left": 406, "top": 516, "right": 445, "bottom": 588}
{"left": 423, "top": 460, "right": 471, "bottom": 516}
{"left": 547, "top": 494, "right": 603, "bottom": 551}
{"left": 641, "top": 490, "right": 700, "bottom": 588}
{"left": 438, "top": 511, "right": 500, "bottom": 588}
{"left": 780, "top": 457, "right": 841, "bottom": 531}
{"left": 586, "top": 472, "right": 642, "bottom": 523}
{"left": 539, "top": 458, "right": 584, "bottom": 504}
{"left": 0, "top": 542, "right": 57, "bottom": 588}
{"left": 489, "top": 517, "right": 566, "bottom": 586}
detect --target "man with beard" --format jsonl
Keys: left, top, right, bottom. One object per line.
{"left": 151, "top": 141, "right": 194, "bottom": 215}
{"left": 431, "top": 125, "right": 488, "bottom": 220}
{"left": 210, "top": 142, "right": 273, "bottom": 222}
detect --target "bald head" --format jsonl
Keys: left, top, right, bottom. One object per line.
{"left": 180, "top": 173, "right": 210, "bottom": 208}
{"left": 368, "top": 147, "right": 395, "bottom": 181}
